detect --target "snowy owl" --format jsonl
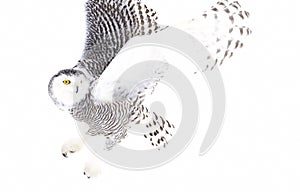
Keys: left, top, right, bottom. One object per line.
{"left": 48, "top": 0, "right": 251, "bottom": 178}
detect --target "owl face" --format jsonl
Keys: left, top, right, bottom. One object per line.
{"left": 48, "top": 69, "right": 90, "bottom": 111}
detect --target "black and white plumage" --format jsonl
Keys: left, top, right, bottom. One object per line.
{"left": 79, "top": 0, "right": 161, "bottom": 78}
{"left": 177, "top": 0, "right": 252, "bottom": 71}
{"left": 48, "top": 0, "right": 172, "bottom": 150}
{"left": 48, "top": 0, "right": 252, "bottom": 151}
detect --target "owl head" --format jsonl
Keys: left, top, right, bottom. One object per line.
{"left": 48, "top": 69, "right": 91, "bottom": 111}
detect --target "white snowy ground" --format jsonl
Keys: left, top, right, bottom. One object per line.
{"left": 0, "top": 0, "right": 300, "bottom": 191}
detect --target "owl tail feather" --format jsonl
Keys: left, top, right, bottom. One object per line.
{"left": 131, "top": 105, "right": 175, "bottom": 149}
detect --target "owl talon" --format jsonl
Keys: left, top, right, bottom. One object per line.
{"left": 83, "top": 160, "right": 101, "bottom": 179}
{"left": 83, "top": 172, "right": 90, "bottom": 179}
{"left": 61, "top": 138, "right": 83, "bottom": 158}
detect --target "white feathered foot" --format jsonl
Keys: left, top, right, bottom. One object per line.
{"left": 61, "top": 138, "right": 83, "bottom": 158}
{"left": 83, "top": 158, "right": 101, "bottom": 179}
{"left": 61, "top": 138, "right": 102, "bottom": 179}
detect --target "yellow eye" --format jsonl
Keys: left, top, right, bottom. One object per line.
{"left": 63, "top": 80, "right": 71, "bottom": 85}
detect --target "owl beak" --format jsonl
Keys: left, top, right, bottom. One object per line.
{"left": 75, "top": 86, "right": 79, "bottom": 94}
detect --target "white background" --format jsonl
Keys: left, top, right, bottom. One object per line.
{"left": 0, "top": 0, "right": 300, "bottom": 191}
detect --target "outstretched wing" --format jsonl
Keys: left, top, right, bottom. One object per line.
{"left": 177, "top": 0, "right": 252, "bottom": 71}
{"left": 77, "top": 0, "right": 161, "bottom": 79}
{"left": 90, "top": 47, "right": 169, "bottom": 103}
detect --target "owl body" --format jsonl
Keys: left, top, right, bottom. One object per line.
{"left": 71, "top": 95, "right": 132, "bottom": 147}
{"left": 49, "top": 0, "right": 252, "bottom": 150}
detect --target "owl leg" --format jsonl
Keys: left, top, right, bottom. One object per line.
{"left": 104, "top": 137, "right": 117, "bottom": 151}
{"left": 61, "top": 138, "right": 83, "bottom": 158}
{"left": 104, "top": 128, "right": 128, "bottom": 150}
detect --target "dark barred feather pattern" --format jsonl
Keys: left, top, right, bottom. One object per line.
{"left": 78, "top": 0, "right": 161, "bottom": 79}
{"left": 179, "top": 0, "right": 251, "bottom": 71}
{"left": 71, "top": 94, "right": 132, "bottom": 149}
{"left": 71, "top": 93, "right": 174, "bottom": 149}
{"left": 131, "top": 105, "right": 175, "bottom": 148}
{"left": 205, "top": 0, "right": 252, "bottom": 70}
